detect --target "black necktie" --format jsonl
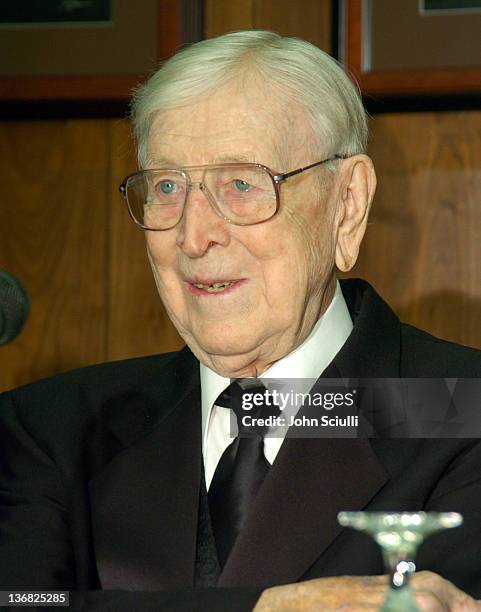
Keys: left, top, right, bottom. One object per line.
{"left": 208, "top": 380, "right": 278, "bottom": 568}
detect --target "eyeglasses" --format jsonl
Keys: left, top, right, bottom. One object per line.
{"left": 118, "top": 155, "right": 346, "bottom": 231}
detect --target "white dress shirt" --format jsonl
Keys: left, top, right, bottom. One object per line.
{"left": 200, "top": 280, "right": 353, "bottom": 489}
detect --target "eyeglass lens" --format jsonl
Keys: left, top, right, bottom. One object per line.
{"left": 124, "top": 166, "right": 277, "bottom": 229}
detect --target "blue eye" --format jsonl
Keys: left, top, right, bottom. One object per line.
{"left": 159, "top": 180, "right": 177, "bottom": 194}
{"left": 234, "top": 179, "right": 251, "bottom": 192}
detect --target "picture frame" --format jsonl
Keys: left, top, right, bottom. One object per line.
{"left": 342, "top": 0, "right": 481, "bottom": 97}
{"left": 0, "top": 0, "right": 201, "bottom": 103}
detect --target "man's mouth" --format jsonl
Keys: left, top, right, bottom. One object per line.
{"left": 186, "top": 278, "right": 245, "bottom": 296}
{"left": 192, "top": 281, "right": 236, "bottom": 293}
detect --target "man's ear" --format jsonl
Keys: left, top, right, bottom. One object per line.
{"left": 335, "top": 155, "right": 376, "bottom": 272}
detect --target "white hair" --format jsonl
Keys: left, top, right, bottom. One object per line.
{"left": 131, "top": 30, "right": 368, "bottom": 168}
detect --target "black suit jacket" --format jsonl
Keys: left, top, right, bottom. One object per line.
{"left": 1, "top": 279, "right": 481, "bottom": 611}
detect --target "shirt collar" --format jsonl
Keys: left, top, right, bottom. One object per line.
{"left": 200, "top": 279, "right": 353, "bottom": 441}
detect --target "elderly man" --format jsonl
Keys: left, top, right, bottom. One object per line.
{"left": 1, "top": 31, "right": 481, "bottom": 611}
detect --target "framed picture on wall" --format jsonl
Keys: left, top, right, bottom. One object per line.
{"left": 342, "top": 0, "right": 481, "bottom": 96}
{"left": 0, "top": 0, "right": 201, "bottom": 103}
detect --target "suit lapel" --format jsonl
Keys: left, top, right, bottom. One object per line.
{"left": 89, "top": 349, "right": 203, "bottom": 591}
{"left": 219, "top": 434, "right": 388, "bottom": 587}
{"left": 335, "top": 279, "right": 402, "bottom": 378}
{"left": 219, "top": 280, "right": 401, "bottom": 586}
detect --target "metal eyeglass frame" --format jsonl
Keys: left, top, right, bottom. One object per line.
{"left": 118, "top": 154, "right": 347, "bottom": 230}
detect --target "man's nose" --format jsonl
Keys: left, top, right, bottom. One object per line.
{"left": 176, "top": 183, "right": 230, "bottom": 257}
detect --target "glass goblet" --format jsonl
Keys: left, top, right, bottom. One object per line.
{"left": 337, "top": 511, "right": 463, "bottom": 612}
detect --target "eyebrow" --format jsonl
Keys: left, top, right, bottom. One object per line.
{"left": 147, "top": 153, "right": 259, "bottom": 167}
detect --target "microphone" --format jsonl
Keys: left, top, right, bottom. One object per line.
{"left": 0, "top": 270, "right": 30, "bottom": 345}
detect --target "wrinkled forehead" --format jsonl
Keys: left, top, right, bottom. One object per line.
{"left": 145, "top": 83, "right": 311, "bottom": 170}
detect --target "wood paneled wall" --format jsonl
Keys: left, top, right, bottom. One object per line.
{"left": 344, "top": 111, "right": 481, "bottom": 350}
{"left": 205, "top": 0, "right": 332, "bottom": 50}
{"left": 0, "top": 119, "right": 183, "bottom": 391}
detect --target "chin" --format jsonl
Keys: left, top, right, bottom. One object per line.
{"left": 189, "top": 324, "right": 262, "bottom": 358}
{"left": 196, "top": 337, "right": 253, "bottom": 357}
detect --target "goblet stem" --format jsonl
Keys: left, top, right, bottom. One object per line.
{"left": 380, "top": 552, "right": 418, "bottom": 612}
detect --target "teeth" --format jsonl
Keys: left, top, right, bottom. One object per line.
{"left": 194, "top": 281, "right": 235, "bottom": 292}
